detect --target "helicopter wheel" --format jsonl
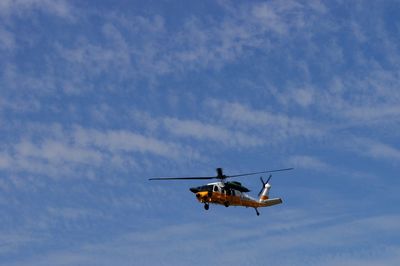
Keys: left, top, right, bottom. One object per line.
{"left": 204, "top": 203, "right": 209, "bottom": 210}
{"left": 224, "top": 201, "right": 229, "bottom": 207}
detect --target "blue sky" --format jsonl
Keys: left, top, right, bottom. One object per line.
{"left": 1, "top": 0, "right": 400, "bottom": 265}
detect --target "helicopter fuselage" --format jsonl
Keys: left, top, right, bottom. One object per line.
{"left": 190, "top": 182, "right": 282, "bottom": 209}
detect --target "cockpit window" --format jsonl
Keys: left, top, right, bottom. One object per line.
{"left": 213, "top": 186, "right": 219, "bottom": 192}
{"left": 198, "top": 185, "right": 212, "bottom": 192}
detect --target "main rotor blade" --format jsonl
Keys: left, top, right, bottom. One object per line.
{"left": 227, "top": 167, "right": 294, "bottom": 178}
{"left": 258, "top": 177, "right": 265, "bottom": 196}
{"left": 149, "top": 176, "right": 215, "bottom": 181}
{"left": 149, "top": 167, "right": 293, "bottom": 181}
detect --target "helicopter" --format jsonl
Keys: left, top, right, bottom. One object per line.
{"left": 149, "top": 167, "right": 293, "bottom": 216}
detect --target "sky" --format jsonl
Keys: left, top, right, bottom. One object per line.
{"left": 1, "top": 0, "right": 400, "bottom": 265}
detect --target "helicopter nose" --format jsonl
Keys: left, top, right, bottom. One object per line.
{"left": 190, "top": 187, "right": 199, "bottom": 193}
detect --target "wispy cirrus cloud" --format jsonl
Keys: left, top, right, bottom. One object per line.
{"left": 205, "top": 99, "right": 324, "bottom": 141}
{"left": 73, "top": 126, "right": 195, "bottom": 159}
{"left": 0, "top": 26, "right": 15, "bottom": 51}
{"left": 1, "top": 2, "right": 399, "bottom": 266}
{"left": 288, "top": 155, "right": 330, "bottom": 171}
{"left": 8, "top": 212, "right": 399, "bottom": 266}
{"left": 0, "top": 231, "right": 42, "bottom": 256}
{"left": 0, "top": 0, "right": 74, "bottom": 19}
{"left": 163, "top": 117, "right": 264, "bottom": 148}
{"left": 0, "top": 0, "right": 329, "bottom": 98}
{"left": 16, "top": 139, "right": 103, "bottom": 166}
{"left": 348, "top": 138, "right": 400, "bottom": 162}
{"left": 0, "top": 124, "right": 200, "bottom": 181}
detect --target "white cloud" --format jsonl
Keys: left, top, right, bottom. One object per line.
{"left": 163, "top": 117, "right": 264, "bottom": 147}
{"left": 0, "top": 0, "right": 74, "bottom": 19}
{"left": 316, "top": 247, "right": 400, "bottom": 266}
{"left": 0, "top": 231, "right": 42, "bottom": 255}
{"left": 16, "top": 139, "right": 103, "bottom": 166}
{"left": 1, "top": 3, "right": 400, "bottom": 266}
{"left": 8, "top": 212, "right": 399, "bottom": 266}
{"left": 364, "top": 140, "right": 400, "bottom": 161}
{"left": 206, "top": 99, "right": 323, "bottom": 140}
{"left": 266, "top": 67, "right": 400, "bottom": 131}
{"left": 289, "top": 155, "right": 329, "bottom": 171}
{"left": 0, "top": 124, "right": 201, "bottom": 181}
{"left": 73, "top": 127, "right": 192, "bottom": 159}
{"left": 0, "top": 152, "right": 11, "bottom": 169}
{"left": 0, "top": 1, "right": 336, "bottom": 98}
{"left": 343, "top": 105, "right": 400, "bottom": 123}
{"left": 251, "top": 2, "right": 288, "bottom": 34}
{"left": 0, "top": 26, "right": 15, "bottom": 51}
{"left": 46, "top": 207, "right": 105, "bottom": 221}
{"left": 348, "top": 138, "right": 400, "bottom": 162}
{"left": 293, "top": 88, "right": 314, "bottom": 107}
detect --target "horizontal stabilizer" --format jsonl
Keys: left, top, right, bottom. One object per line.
{"left": 261, "top": 198, "right": 283, "bottom": 207}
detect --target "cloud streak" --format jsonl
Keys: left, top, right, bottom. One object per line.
{"left": 7, "top": 212, "right": 399, "bottom": 266}
{"left": 0, "top": 0, "right": 74, "bottom": 19}
{"left": 1, "top": 2, "right": 400, "bottom": 266}
{"left": 163, "top": 117, "right": 264, "bottom": 148}
{"left": 348, "top": 138, "right": 400, "bottom": 162}
{"left": 0, "top": 124, "right": 202, "bottom": 182}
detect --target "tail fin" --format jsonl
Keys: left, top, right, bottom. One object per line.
{"left": 259, "top": 183, "right": 271, "bottom": 202}
{"left": 258, "top": 175, "right": 272, "bottom": 202}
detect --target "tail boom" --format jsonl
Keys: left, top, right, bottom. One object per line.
{"left": 259, "top": 197, "right": 283, "bottom": 207}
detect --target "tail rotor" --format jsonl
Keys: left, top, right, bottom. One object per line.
{"left": 258, "top": 174, "right": 272, "bottom": 196}
{"left": 258, "top": 174, "right": 272, "bottom": 202}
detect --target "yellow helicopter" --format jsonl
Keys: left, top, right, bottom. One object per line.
{"left": 149, "top": 167, "right": 293, "bottom": 216}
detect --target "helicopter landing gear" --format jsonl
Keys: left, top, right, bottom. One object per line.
{"left": 224, "top": 201, "right": 229, "bottom": 207}
{"left": 255, "top": 208, "right": 260, "bottom": 216}
{"left": 204, "top": 203, "right": 209, "bottom": 210}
